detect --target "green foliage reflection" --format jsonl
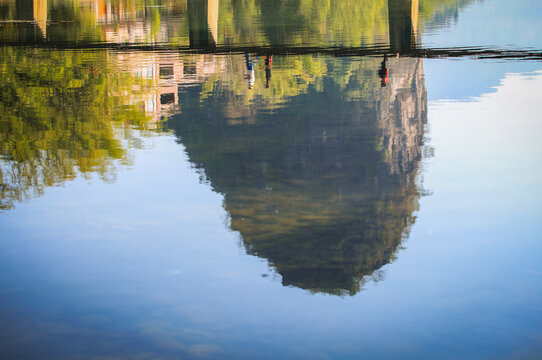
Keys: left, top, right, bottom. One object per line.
{"left": 0, "top": 0, "right": 474, "bottom": 48}
{"left": 0, "top": 47, "right": 153, "bottom": 210}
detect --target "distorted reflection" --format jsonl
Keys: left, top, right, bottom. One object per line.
{"left": 0, "top": 44, "right": 427, "bottom": 293}
{"left": 2, "top": 0, "right": 542, "bottom": 357}
{"left": 0, "top": 0, "right": 467, "bottom": 292}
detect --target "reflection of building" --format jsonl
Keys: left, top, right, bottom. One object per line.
{"left": 82, "top": 0, "right": 170, "bottom": 44}
{"left": 111, "top": 52, "right": 226, "bottom": 126}
{"left": 114, "top": 52, "right": 181, "bottom": 125}
{"left": 84, "top": 0, "right": 185, "bottom": 24}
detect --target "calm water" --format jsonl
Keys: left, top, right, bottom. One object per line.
{"left": 1, "top": 0, "right": 542, "bottom": 359}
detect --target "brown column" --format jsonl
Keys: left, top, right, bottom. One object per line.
{"left": 16, "top": 0, "right": 47, "bottom": 39}
{"left": 388, "top": 0, "right": 418, "bottom": 53}
{"left": 187, "top": 0, "right": 218, "bottom": 48}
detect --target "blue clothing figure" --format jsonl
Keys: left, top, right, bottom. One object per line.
{"left": 245, "top": 54, "right": 257, "bottom": 89}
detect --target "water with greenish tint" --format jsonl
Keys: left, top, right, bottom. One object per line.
{"left": 1, "top": 0, "right": 542, "bottom": 359}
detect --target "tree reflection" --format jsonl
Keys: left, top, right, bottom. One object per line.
{"left": 0, "top": 47, "right": 155, "bottom": 210}
{"left": 166, "top": 55, "right": 427, "bottom": 295}
{"left": 0, "top": 0, "right": 473, "bottom": 49}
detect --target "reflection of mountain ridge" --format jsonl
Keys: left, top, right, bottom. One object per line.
{"left": 167, "top": 55, "right": 427, "bottom": 295}
{"left": 378, "top": 57, "right": 427, "bottom": 177}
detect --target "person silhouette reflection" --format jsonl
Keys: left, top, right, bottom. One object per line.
{"left": 265, "top": 55, "right": 272, "bottom": 88}
{"left": 245, "top": 54, "right": 258, "bottom": 89}
{"left": 378, "top": 55, "right": 389, "bottom": 87}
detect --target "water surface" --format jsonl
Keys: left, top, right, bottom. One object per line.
{"left": 1, "top": 0, "right": 542, "bottom": 359}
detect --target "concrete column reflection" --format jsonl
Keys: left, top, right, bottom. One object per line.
{"left": 187, "top": 0, "right": 219, "bottom": 48}
{"left": 388, "top": 0, "right": 418, "bottom": 53}
{"left": 15, "top": 0, "right": 47, "bottom": 38}
{"left": 15, "top": 0, "right": 47, "bottom": 37}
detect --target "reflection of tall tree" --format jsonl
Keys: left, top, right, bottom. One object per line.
{"left": 166, "top": 55, "right": 426, "bottom": 295}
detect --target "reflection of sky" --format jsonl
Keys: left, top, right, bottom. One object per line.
{"left": 422, "top": 0, "right": 542, "bottom": 50}
{"left": 424, "top": 59, "right": 541, "bottom": 101}
{"left": 1, "top": 64, "right": 542, "bottom": 359}
{"left": 421, "top": 0, "right": 542, "bottom": 102}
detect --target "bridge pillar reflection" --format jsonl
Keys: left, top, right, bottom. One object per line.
{"left": 388, "top": 0, "right": 418, "bottom": 53}
{"left": 187, "top": 0, "right": 218, "bottom": 48}
{"left": 15, "top": 0, "right": 47, "bottom": 38}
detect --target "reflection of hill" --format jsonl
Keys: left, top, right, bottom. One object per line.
{"left": 166, "top": 55, "right": 427, "bottom": 295}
